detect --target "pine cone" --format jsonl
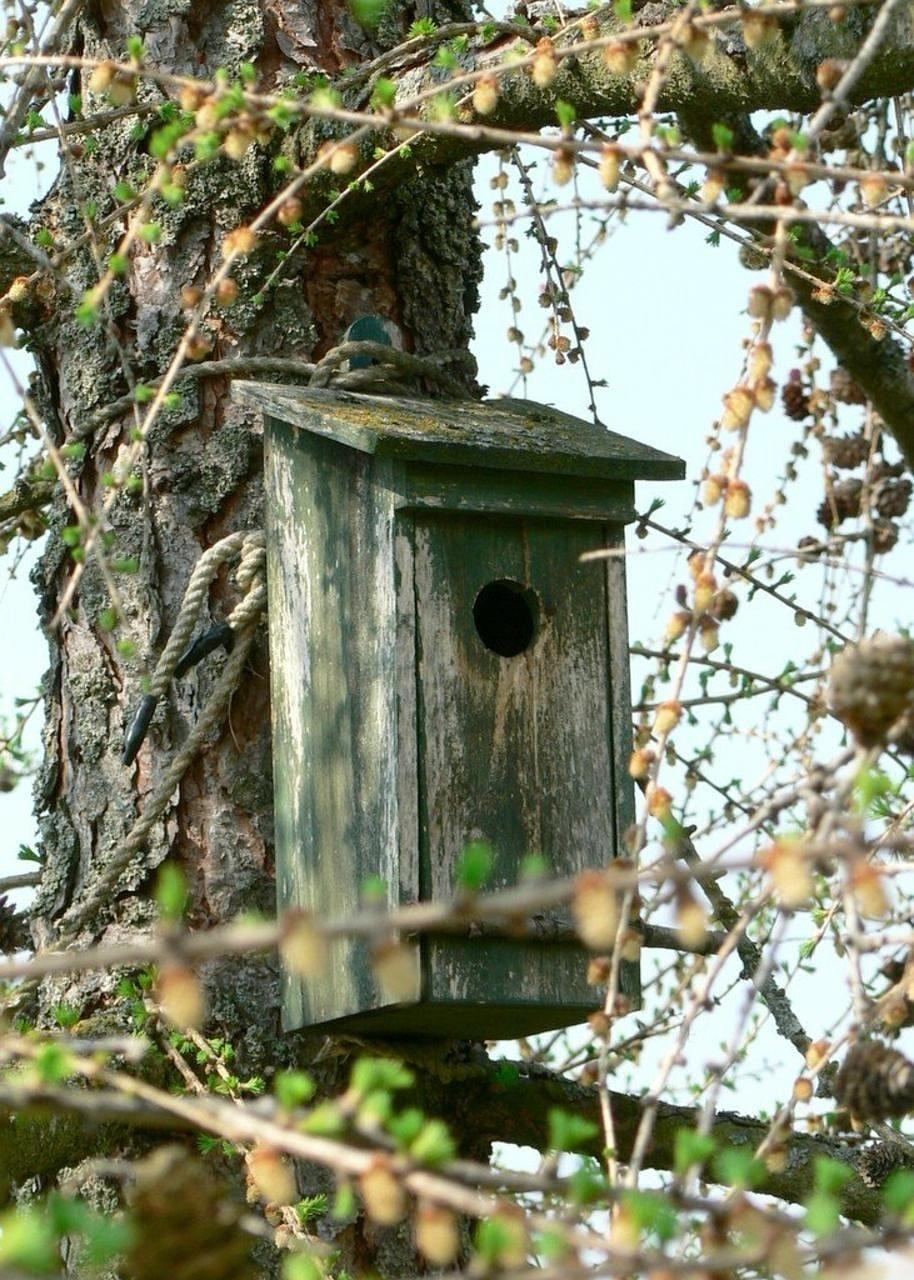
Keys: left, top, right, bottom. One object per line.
{"left": 835, "top": 1042, "right": 914, "bottom": 1121}
{"left": 817, "top": 478, "right": 863, "bottom": 529}
{"left": 828, "top": 633, "right": 914, "bottom": 748}
{"left": 796, "top": 535, "right": 825, "bottom": 560}
{"left": 872, "top": 458, "right": 906, "bottom": 482}
{"left": 822, "top": 432, "right": 869, "bottom": 470}
{"left": 709, "top": 589, "right": 739, "bottom": 621}
{"left": 856, "top": 1142, "right": 914, "bottom": 1187}
{"left": 872, "top": 519, "right": 900, "bottom": 555}
{"left": 125, "top": 1147, "right": 255, "bottom": 1280}
{"left": 0, "top": 894, "right": 27, "bottom": 954}
{"left": 830, "top": 367, "right": 867, "bottom": 404}
{"left": 875, "top": 478, "right": 912, "bottom": 519}
{"left": 782, "top": 370, "right": 810, "bottom": 421}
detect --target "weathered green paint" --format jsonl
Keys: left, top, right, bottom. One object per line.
{"left": 264, "top": 421, "right": 406, "bottom": 1029}
{"left": 412, "top": 512, "right": 634, "bottom": 1026}
{"left": 405, "top": 464, "right": 637, "bottom": 522}
{"left": 239, "top": 383, "right": 683, "bottom": 1038}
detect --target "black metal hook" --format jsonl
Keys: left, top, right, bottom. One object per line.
{"left": 122, "top": 622, "right": 236, "bottom": 766}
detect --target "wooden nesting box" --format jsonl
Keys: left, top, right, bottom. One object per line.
{"left": 233, "top": 383, "right": 683, "bottom": 1038}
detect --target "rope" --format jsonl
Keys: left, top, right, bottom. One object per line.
{"left": 149, "top": 530, "right": 256, "bottom": 700}
{"left": 57, "top": 531, "right": 266, "bottom": 941}
{"left": 310, "top": 342, "right": 474, "bottom": 397}
{"left": 80, "top": 343, "right": 476, "bottom": 436}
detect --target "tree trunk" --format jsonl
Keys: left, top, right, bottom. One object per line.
{"left": 26, "top": 1, "right": 482, "bottom": 1272}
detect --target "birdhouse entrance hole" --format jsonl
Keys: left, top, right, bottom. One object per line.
{"left": 473, "top": 579, "right": 538, "bottom": 657}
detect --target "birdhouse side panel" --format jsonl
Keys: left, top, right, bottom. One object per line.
{"left": 412, "top": 512, "right": 618, "bottom": 1015}
{"left": 265, "top": 420, "right": 403, "bottom": 1030}
{"left": 604, "top": 522, "right": 639, "bottom": 1003}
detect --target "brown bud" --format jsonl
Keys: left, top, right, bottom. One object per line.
{"left": 156, "top": 963, "right": 205, "bottom": 1029}
{"left": 223, "top": 128, "right": 254, "bottom": 161}
{"left": 805, "top": 1039, "right": 830, "bottom": 1070}
{"left": 646, "top": 784, "right": 673, "bottom": 819}
{"left": 573, "top": 871, "right": 621, "bottom": 947}
{"left": 702, "top": 473, "right": 725, "bottom": 505}
{"left": 725, "top": 479, "right": 751, "bottom": 519}
{"left": 552, "top": 145, "right": 575, "bottom": 187}
{"left": 599, "top": 143, "right": 622, "bottom": 192}
{"left": 664, "top": 609, "right": 691, "bottom": 642}
{"left": 247, "top": 1143, "right": 296, "bottom": 1205}
{"left": 280, "top": 909, "right": 327, "bottom": 976}
{"left": 693, "top": 571, "right": 717, "bottom": 613}
{"left": 7, "top": 276, "right": 30, "bottom": 304}
{"left": 587, "top": 955, "right": 612, "bottom": 984}
{"left": 793, "top": 1076, "right": 813, "bottom": 1102}
{"left": 620, "top": 927, "right": 642, "bottom": 963}
{"left": 415, "top": 1202, "right": 459, "bottom": 1266}
{"left": 816, "top": 58, "right": 848, "bottom": 92}
{"left": 754, "top": 376, "right": 777, "bottom": 412}
{"left": 722, "top": 385, "right": 754, "bottom": 431}
{"left": 588, "top": 1009, "right": 610, "bottom": 1038}
{"left": 850, "top": 864, "right": 890, "bottom": 918}
{"left": 759, "top": 840, "right": 813, "bottom": 909}
{"left": 681, "top": 22, "right": 710, "bottom": 63}
{"left": 603, "top": 40, "right": 640, "bottom": 76}
{"left": 372, "top": 939, "right": 420, "bottom": 1002}
{"left": 748, "top": 284, "right": 773, "bottom": 320}
{"left": 772, "top": 286, "right": 795, "bottom": 320}
{"left": 193, "top": 100, "right": 218, "bottom": 132}
{"left": 473, "top": 73, "right": 499, "bottom": 116}
{"left": 859, "top": 174, "right": 888, "bottom": 208}
{"left": 186, "top": 334, "right": 212, "bottom": 361}
{"left": 178, "top": 85, "right": 205, "bottom": 113}
{"left": 277, "top": 196, "right": 304, "bottom": 227}
{"left": 784, "top": 163, "right": 809, "bottom": 197}
{"left": 742, "top": 10, "right": 779, "bottom": 47}
{"left": 654, "top": 700, "right": 681, "bottom": 735}
{"left": 328, "top": 140, "right": 359, "bottom": 175}
{"left": 675, "top": 886, "right": 707, "bottom": 949}
{"left": 360, "top": 1157, "right": 407, "bottom": 1225}
{"left": 531, "top": 37, "right": 558, "bottom": 87}
{"left": 108, "top": 73, "right": 137, "bottom": 106}
{"left": 700, "top": 619, "right": 720, "bottom": 653}
{"left": 748, "top": 341, "right": 773, "bottom": 382}
{"left": 709, "top": 588, "right": 739, "bottom": 622}
{"left": 628, "top": 747, "right": 655, "bottom": 779}
{"left": 222, "top": 226, "right": 258, "bottom": 257}
{"left": 701, "top": 168, "right": 725, "bottom": 203}
{"left": 88, "top": 61, "right": 116, "bottom": 94}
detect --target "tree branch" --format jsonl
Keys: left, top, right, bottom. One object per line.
{"left": 0, "top": 1059, "right": 885, "bottom": 1225}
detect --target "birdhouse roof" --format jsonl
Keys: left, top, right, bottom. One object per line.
{"left": 233, "top": 383, "right": 684, "bottom": 482}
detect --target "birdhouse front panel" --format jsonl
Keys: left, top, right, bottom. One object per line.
{"left": 407, "top": 511, "right": 619, "bottom": 1015}
{"left": 232, "top": 382, "right": 684, "bottom": 1039}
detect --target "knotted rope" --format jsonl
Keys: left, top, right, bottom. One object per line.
{"left": 57, "top": 530, "right": 266, "bottom": 941}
